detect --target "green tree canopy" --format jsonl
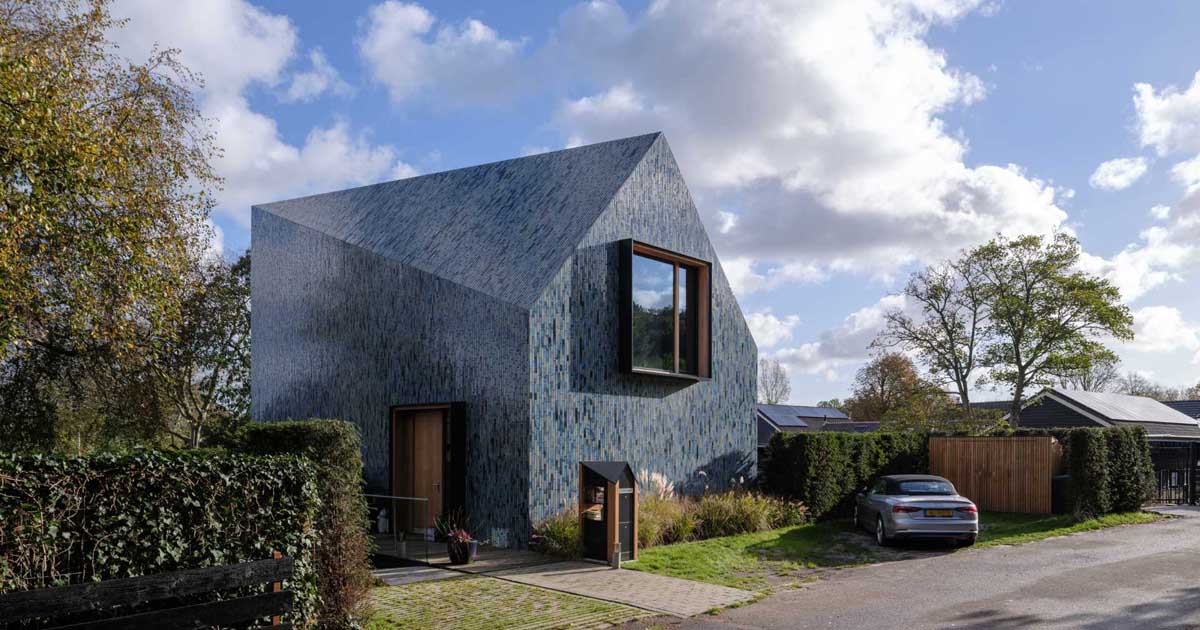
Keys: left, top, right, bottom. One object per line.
{"left": 0, "top": 0, "right": 218, "bottom": 363}
{"left": 973, "top": 234, "right": 1133, "bottom": 422}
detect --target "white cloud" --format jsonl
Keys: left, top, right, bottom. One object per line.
{"left": 546, "top": 0, "right": 1068, "bottom": 289}
{"left": 1150, "top": 204, "right": 1172, "bottom": 220}
{"left": 1134, "top": 71, "right": 1200, "bottom": 156}
{"left": 1076, "top": 226, "right": 1193, "bottom": 302}
{"left": 746, "top": 311, "right": 802, "bottom": 349}
{"left": 771, "top": 295, "right": 907, "bottom": 379}
{"left": 1088, "top": 157, "right": 1149, "bottom": 191}
{"left": 1123, "top": 307, "right": 1200, "bottom": 364}
{"left": 283, "top": 48, "right": 353, "bottom": 103}
{"left": 359, "top": 1, "right": 527, "bottom": 105}
{"left": 721, "top": 257, "right": 827, "bottom": 297}
{"left": 109, "top": 0, "right": 415, "bottom": 228}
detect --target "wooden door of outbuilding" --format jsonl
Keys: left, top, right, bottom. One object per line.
{"left": 929, "top": 436, "right": 1064, "bottom": 514}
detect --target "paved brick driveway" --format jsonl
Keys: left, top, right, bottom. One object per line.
{"left": 489, "top": 561, "right": 758, "bottom": 618}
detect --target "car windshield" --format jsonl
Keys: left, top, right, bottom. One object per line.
{"left": 897, "top": 480, "right": 955, "bottom": 495}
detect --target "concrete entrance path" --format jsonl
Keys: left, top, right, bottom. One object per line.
{"left": 487, "top": 561, "right": 758, "bottom": 618}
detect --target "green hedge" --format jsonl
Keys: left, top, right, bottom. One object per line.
{"left": 0, "top": 450, "right": 319, "bottom": 623}
{"left": 761, "top": 432, "right": 928, "bottom": 519}
{"left": 1067, "top": 426, "right": 1154, "bottom": 518}
{"left": 241, "top": 420, "right": 372, "bottom": 629}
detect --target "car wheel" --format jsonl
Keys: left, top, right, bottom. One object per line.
{"left": 958, "top": 534, "right": 977, "bottom": 548}
{"left": 875, "top": 516, "right": 891, "bottom": 547}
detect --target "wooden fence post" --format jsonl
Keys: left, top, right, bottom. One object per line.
{"left": 270, "top": 550, "right": 283, "bottom": 626}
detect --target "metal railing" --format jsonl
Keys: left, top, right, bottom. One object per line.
{"left": 365, "top": 494, "right": 436, "bottom": 564}
{"left": 1154, "top": 469, "right": 1191, "bottom": 505}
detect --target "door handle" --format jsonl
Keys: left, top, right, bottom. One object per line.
{"left": 433, "top": 481, "right": 441, "bottom": 493}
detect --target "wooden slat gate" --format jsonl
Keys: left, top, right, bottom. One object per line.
{"left": 0, "top": 554, "right": 293, "bottom": 629}
{"left": 929, "top": 437, "right": 1064, "bottom": 514}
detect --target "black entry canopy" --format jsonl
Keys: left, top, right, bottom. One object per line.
{"left": 581, "top": 461, "right": 637, "bottom": 486}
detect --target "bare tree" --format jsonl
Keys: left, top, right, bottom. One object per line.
{"left": 877, "top": 257, "right": 989, "bottom": 412}
{"left": 757, "top": 358, "right": 791, "bottom": 404}
{"left": 1116, "top": 372, "right": 1185, "bottom": 401}
{"left": 1057, "top": 357, "right": 1120, "bottom": 392}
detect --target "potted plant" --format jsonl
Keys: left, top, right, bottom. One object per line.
{"left": 446, "top": 528, "right": 474, "bottom": 565}
{"left": 436, "top": 508, "right": 477, "bottom": 565}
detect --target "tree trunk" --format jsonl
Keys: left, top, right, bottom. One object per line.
{"left": 1009, "top": 384, "right": 1024, "bottom": 428}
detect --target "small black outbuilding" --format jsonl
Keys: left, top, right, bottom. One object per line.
{"left": 579, "top": 461, "right": 638, "bottom": 563}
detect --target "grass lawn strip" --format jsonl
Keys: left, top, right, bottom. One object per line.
{"left": 976, "top": 511, "right": 1161, "bottom": 547}
{"left": 366, "top": 575, "right": 650, "bottom": 630}
{"left": 626, "top": 511, "right": 1162, "bottom": 592}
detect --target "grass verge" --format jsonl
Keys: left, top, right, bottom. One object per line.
{"left": 976, "top": 511, "right": 1161, "bottom": 547}
{"left": 625, "top": 511, "right": 1161, "bottom": 592}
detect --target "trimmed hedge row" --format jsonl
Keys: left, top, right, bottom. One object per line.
{"left": 240, "top": 420, "right": 373, "bottom": 629}
{"left": 0, "top": 450, "right": 320, "bottom": 623}
{"left": 761, "top": 432, "right": 928, "bottom": 519}
{"left": 1068, "top": 426, "right": 1154, "bottom": 518}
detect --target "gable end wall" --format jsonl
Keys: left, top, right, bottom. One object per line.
{"left": 526, "top": 137, "right": 758, "bottom": 527}
{"left": 251, "top": 209, "right": 532, "bottom": 539}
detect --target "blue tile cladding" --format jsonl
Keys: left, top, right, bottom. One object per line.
{"left": 527, "top": 135, "right": 758, "bottom": 525}
{"left": 251, "top": 210, "right": 532, "bottom": 538}
{"left": 251, "top": 133, "right": 757, "bottom": 545}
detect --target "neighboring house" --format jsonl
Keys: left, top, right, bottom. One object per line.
{"left": 756, "top": 404, "right": 879, "bottom": 447}
{"left": 1015, "top": 387, "right": 1200, "bottom": 504}
{"left": 1163, "top": 400, "right": 1200, "bottom": 419}
{"left": 251, "top": 133, "right": 758, "bottom": 546}
{"left": 1014, "top": 387, "right": 1200, "bottom": 440}
{"left": 966, "top": 400, "right": 1013, "bottom": 414}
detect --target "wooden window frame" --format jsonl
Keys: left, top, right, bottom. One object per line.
{"left": 619, "top": 239, "right": 712, "bottom": 381}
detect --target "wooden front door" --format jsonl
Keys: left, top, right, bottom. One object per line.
{"left": 392, "top": 408, "right": 445, "bottom": 531}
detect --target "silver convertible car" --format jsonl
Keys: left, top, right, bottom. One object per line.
{"left": 854, "top": 474, "right": 978, "bottom": 547}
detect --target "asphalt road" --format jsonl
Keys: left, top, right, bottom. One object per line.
{"left": 677, "top": 508, "right": 1200, "bottom": 630}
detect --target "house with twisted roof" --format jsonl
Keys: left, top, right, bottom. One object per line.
{"left": 250, "top": 133, "right": 757, "bottom": 546}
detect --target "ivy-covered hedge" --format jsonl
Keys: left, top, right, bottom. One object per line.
{"left": 0, "top": 450, "right": 319, "bottom": 623}
{"left": 240, "top": 420, "right": 372, "bottom": 629}
{"left": 1068, "top": 426, "right": 1154, "bottom": 518}
{"left": 761, "top": 432, "right": 928, "bottom": 519}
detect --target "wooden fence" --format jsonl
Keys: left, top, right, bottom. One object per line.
{"left": 0, "top": 553, "right": 293, "bottom": 629}
{"left": 929, "top": 436, "right": 1065, "bottom": 514}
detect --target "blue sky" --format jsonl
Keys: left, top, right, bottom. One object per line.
{"left": 108, "top": 0, "right": 1200, "bottom": 403}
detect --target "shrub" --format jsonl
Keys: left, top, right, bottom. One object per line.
{"left": 1067, "top": 428, "right": 1110, "bottom": 518}
{"left": 762, "top": 431, "right": 928, "bottom": 519}
{"left": 240, "top": 419, "right": 372, "bottom": 629}
{"left": 764, "top": 496, "right": 809, "bottom": 528}
{"left": 0, "top": 450, "right": 319, "bottom": 624}
{"left": 532, "top": 510, "right": 583, "bottom": 558}
{"left": 1105, "top": 426, "right": 1155, "bottom": 513}
{"left": 693, "top": 492, "right": 773, "bottom": 539}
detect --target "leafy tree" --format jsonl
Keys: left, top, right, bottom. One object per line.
{"left": 815, "top": 399, "right": 846, "bottom": 413}
{"left": 878, "top": 256, "right": 989, "bottom": 412}
{"left": 153, "top": 254, "right": 251, "bottom": 448}
{"left": 844, "top": 353, "right": 945, "bottom": 423}
{"left": 757, "top": 358, "right": 791, "bottom": 404}
{"left": 972, "top": 234, "right": 1133, "bottom": 423}
{"left": 1057, "top": 356, "right": 1121, "bottom": 392}
{"left": 0, "top": 0, "right": 218, "bottom": 364}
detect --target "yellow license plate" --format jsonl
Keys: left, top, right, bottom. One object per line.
{"left": 926, "top": 509, "right": 953, "bottom": 518}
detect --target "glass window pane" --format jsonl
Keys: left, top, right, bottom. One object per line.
{"left": 678, "top": 265, "right": 690, "bottom": 374}
{"left": 631, "top": 254, "right": 675, "bottom": 371}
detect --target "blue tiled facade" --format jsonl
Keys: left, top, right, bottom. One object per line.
{"left": 252, "top": 134, "right": 757, "bottom": 545}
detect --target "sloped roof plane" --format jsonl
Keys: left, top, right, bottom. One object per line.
{"left": 756, "top": 404, "right": 850, "bottom": 428}
{"left": 253, "top": 133, "right": 663, "bottom": 308}
{"left": 1049, "top": 387, "right": 1198, "bottom": 426}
